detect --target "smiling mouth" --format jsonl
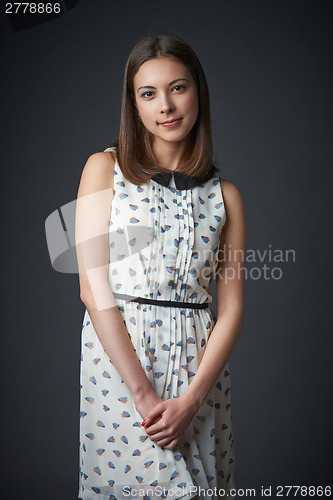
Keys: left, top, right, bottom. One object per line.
{"left": 159, "top": 118, "right": 182, "bottom": 126}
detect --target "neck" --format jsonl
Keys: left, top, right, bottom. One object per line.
{"left": 151, "top": 137, "right": 192, "bottom": 172}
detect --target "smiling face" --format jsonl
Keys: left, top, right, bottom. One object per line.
{"left": 133, "top": 56, "right": 199, "bottom": 149}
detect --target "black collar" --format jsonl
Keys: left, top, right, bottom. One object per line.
{"left": 151, "top": 169, "right": 214, "bottom": 190}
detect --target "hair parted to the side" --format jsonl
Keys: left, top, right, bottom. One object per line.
{"left": 108, "top": 33, "right": 218, "bottom": 186}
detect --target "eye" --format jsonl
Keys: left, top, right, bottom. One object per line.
{"left": 141, "top": 91, "right": 154, "bottom": 98}
{"left": 172, "top": 85, "right": 186, "bottom": 92}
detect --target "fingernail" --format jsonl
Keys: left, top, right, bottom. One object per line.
{"left": 141, "top": 420, "right": 146, "bottom": 426}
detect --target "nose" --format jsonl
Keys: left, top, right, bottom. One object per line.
{"left": 159, "top": 93, "right": 175, "bottom": 114}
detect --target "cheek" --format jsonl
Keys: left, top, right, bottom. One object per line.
{"left": 184, "top": 93, "right": 198, "bottom": 117}
{"left": 137, "top": 105, "right": 155, "bottom": 125}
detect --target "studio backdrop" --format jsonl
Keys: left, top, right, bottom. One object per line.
{"left": 1, "top": 1, "right": 332, "bottom": 499}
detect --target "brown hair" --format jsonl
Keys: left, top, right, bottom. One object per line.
{"left": 108, "top": 33, "right": 218, "bottom": 185}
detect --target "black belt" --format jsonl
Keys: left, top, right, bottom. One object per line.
{"left": 113, "top": 293, "right": 210, "bottom": 310}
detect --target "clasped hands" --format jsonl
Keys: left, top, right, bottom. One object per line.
{"left": 135, "top": 392, "right": 200, "bottom": 450}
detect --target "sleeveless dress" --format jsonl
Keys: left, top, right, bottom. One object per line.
{"left": 78, "top": 147, "right": 236, "bottom": 499}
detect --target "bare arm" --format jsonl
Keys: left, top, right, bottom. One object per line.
{"left": 75, "top": 152, "right": 161, "bottom": 417}
{"left": 181, "top": 179, "right": 246, "bottom": 409}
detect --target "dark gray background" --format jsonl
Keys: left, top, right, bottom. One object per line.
{"left": 2, "top": 1, "right": 332, "bottom": 499}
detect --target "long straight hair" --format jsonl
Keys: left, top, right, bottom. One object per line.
{"left": 108, "top": 34, "right": 218, "bottom": 185}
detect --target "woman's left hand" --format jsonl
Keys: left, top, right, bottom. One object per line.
{"left": 143, "top": 394, "right": 200, "bottom": 450}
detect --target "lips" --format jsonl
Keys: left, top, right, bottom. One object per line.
{"left": 159, "top": 118, "right": 182, "bottom": 127}
{"left": 160, "top": 118, "right": 181, "bottom": 124}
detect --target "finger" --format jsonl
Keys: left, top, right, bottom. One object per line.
{"left": 157, "top": 437, "right": 178, "bottom": 448}
{"left": 145, "top": 419, "right": 170, "bottom": 436}
{"left": 149, "top": 428, "right": 174, "bottom": 441}
{"left": 143, "top": 413, "right": 161, "bottom": 426}
{"left": 143, "top": 416, "right": 162, "bottom": 434}
{"left": 162, "top": 439, "right": 179, "bottom": 450}
{"left": 144, "top": 415, "right": 161, "bottom": 430}
{"left": 144, "top": 403, "right": 164, "bottom": 427}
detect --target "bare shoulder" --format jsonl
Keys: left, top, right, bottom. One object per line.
{"left": 220, "top": 179, "right": 245, "bottom": 215}
{"left": 219, "top": 178, "right": 246, "bottom": 235}
{"left": 220, "top": 179, "right": 243, "bottom": 204}
{"left": 77, "top": 151, "right": 115, "bottom": 198}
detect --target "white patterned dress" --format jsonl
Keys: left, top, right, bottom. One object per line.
{"left": 78, "top": 147, "right": 236, "bottom": 499}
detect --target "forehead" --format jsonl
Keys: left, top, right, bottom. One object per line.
{"left": 133, "top": 57, "right": 192, "bottom": 87}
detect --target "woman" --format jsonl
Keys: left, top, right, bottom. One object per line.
{"left": 75, "top": 34, "right": 245, "bottom": 500}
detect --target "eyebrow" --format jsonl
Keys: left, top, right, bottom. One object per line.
{"left": 136, "top": 78, "right": 189, "bottom": 93}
